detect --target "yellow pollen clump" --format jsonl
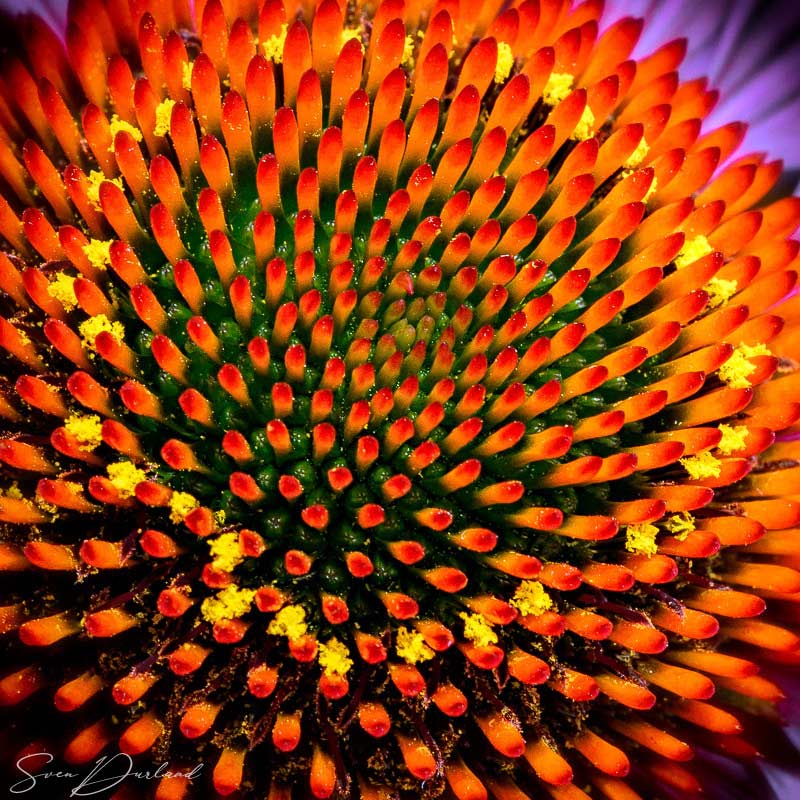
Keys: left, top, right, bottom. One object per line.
{"left": 78, "top": 314, "right": 125, "bottom": 349}
{"left": 571, "top": 105, "right": 595, "bottom": 141}
{"left": 625, "top": 136, "right": 650, "bottom": 168}
{"left": 64, "top": 413, "right": 103, "bottom": 451}
{"left": 459, "top": 612, "right": 497, "bottom": 648}
{"left": 182, "top": 60, "right": 193, "bottom": 90}
{"left": 680, "top": 451, "right": 722, "bottom": 480}
{"left": 82, "top": 239, "right": 113, "bottom": 270}
{"left": 664, "top": 511, "right": 696, "bottom": 541}
{"left": 86, "top": 170, "right": 124, "bottom": 211}
{"left": 510, "top": 580, "right": 553, "bottom": 617}
{"left": 47, "top": 272, "right": 77, "bottom": 310}
{"left": 719, "top": 343, "right": 771, "bottom": 389}
{"left": 208, "top": 532, "right": 243, "bottom": 573}
{"left": 106, "top": 461, "right": 147, "bottom": 498}
{"left": 341, "top": 28, "right": 362, "bottom": 46}
{"left": 494, "top": 41, "right": 515, "bottom": 83}
{"left": 262, "top": 24, "right": 288, "bottom": 62}
{"left": 705, "top": 276, "right": 738, "bottom": 309}
{"left": 643, "top": 176, "right": 658, "bottom": 203}
{"left": 401, "top": 34, "right": 416, "bottom": 67}
{"left": 742, "top": 342, "right": 771, "bottom": 357}
{"left": 36, "top": 497, "right": 58, "bottom": 514}
{"left": 395, "top": 626, "right": 435, "bottom": 664}
{"left": 214, "top": 509, "right": 227, "bottom": 526}
{"left": 268, "top": 604, "right": 308, "bottom": 641}
{"left": 543, "top": 72, "right": 573, "bottom": 105}
{"left": 201, "top": 585, "right": 255, "bottom": 624}
{"left": 625, "top": 523, "right": 659, "bottom": 556}
{"left": 675, "top": 234, "right": 713, "bottom": 269}
{"left": 154, "top": 98, "right": 176, "bottom": 137}
{"left": 169, "top": 491, "right": 199, "bottom": 523}
{"left": 4, "top": 482, "right": 23, "bottom": 499}
{"left": 108, "top": 115, "right": 143, "bottom": 150}
{"left": 717, "top": 423, "right": 749, "bottom": 455}
{"left": 318, "top": 637, "right": 353, "bottom": 676}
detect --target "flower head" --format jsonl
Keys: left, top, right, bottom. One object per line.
{"left": 0, "top": 1, "right": 799, "bottom": 798}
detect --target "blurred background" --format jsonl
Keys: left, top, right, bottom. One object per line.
{"left": 608, "top": 0, "right": 800, "bottom": 195}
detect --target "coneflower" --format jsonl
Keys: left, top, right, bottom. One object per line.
{"left": 0, "top": 1, "right": 799, "bottom": 798}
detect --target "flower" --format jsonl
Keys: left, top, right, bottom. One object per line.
{"left": 0, "top": 1, "right": 799, "bottom": 798}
